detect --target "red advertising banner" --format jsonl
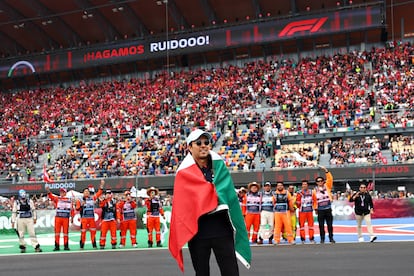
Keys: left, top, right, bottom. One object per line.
{"left": 333, "top": 198, "right": 414, "bottom": 220}
{"left": 0, "top": 199, "right": 412, "bottom": 235}
{"left": 1, "top": 163, "right": 414, "bottom": 196}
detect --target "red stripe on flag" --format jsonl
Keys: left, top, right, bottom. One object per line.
{"left": 43, "top": 164, "right": 53, "bottom": 183}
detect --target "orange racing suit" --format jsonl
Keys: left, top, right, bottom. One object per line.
{"left": 273, "top": 189, "right": 294, "bottom": 244}
{"left": 243, "top": 191, "right": 261, "bottom": 243}
{"left": 296, "top": 188, "right": 317, "bottom": 242}
{"left": 99, "top": 197, "right": 118, "bottom": 248}
{"left": 75, "top": 188, "right": 103, "bottom": 249}
{"left": 48, "top": 192, "right": 74, "bottom": 249}
{"left": 145, "top": 196, "right": 164, "bottom": 247}
{"left": 117, "top": 199, "right": 137, "bottom": 247}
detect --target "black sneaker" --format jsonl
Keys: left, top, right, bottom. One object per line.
{"left": 64, "top": 246, "right": 70, "bottom": 251}
{"left": 112, "top": 245, "right": 116, "bottom": 249}
{"left": 35, "top": 245, "right": 42, "bottom": 253}
{"left": 100, "top": 246, "right": 105, "bottom": 250}
{"left": 53, "top": 247, "right": 60, "bottom": 251}
{"left": 370, "top": 236, "right": 377, "bottom": 242}
{"left": 20, "top": 245, "right": 26, "bottom": 253}
{"left": 329, "top": 239, "right": 336, "bottom": 244}
{"left": 156, "top": 241, "right": 162, "bottom": 247}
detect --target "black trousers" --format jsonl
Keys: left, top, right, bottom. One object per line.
{"left": 188, "top": 235, "right": 239, "bottom": 276}
{"left": 317, "top": 208, "right": 334, "bottom": 241}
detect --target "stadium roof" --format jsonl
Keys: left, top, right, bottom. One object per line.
{"left": 0, "top": 0, "right": 372, "bottom": 58}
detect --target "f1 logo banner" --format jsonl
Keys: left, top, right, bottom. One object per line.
{"left": 0, "top": 5, "right": 382, "bottom": 79}
{"left": 278, "top": 17, "right": 328, "bottom": 37}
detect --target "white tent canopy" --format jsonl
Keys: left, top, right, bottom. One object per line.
{"left": 66, "top": 190, "right": 83, "bottom": 199}
{"left": 130, "top": 186, "right": 149, "bottom": 198}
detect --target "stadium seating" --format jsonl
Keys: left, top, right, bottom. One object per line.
{"left": 1, "top": 42, "right": 414, "bottom": 181}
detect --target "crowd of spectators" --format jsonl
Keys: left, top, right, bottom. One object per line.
{"left": 390, "top": 134, "right": 414, "bottom": 163}
{"left": 0, "top": 138, "right": 54, "bottom": 182}
{"left": 327, "top": 136, "right": 387, "bottom": 166}
{"left": 0, "top": 42, "right": 413, "bottom": 181}
{"left": 272, "top": 143, "right": 321, "bottom": 168}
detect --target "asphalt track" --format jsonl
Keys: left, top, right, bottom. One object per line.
{"left": 1, "top": 217, "right": 414, "bottom": 276}
{"left": 0, "top": 242, "right": 413, "bottom": 276}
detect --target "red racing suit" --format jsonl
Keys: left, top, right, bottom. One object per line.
{"left": 117, "top": 199, "right": 137, "bottom": 246}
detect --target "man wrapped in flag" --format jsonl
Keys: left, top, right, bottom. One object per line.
{"left": 169, "top": 129, "right": 251, "bottom": 275}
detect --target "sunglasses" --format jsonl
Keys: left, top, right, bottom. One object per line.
{"left": 316, "top": 179, "right": 324, "bottom": 183}
{"left": 194, "top": 140, "right": 210, "bottom": 146}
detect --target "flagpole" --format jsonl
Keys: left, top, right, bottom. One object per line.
{"left": 261, "top": 166, "right": 264, "bottom": 186}
{"left": 135, "top": 174, "right": 139, "bottom": 205}
{"left": 372, "top": 164, "right": 376, "bottom": 192}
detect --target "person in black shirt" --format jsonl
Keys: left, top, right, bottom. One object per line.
{"left": 350, "top": 184, "right": 377, "bottom": 242}
{"left": 186, "top": 129, "right": 240, "bottom": 276}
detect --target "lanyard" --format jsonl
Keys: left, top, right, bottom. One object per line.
{"left": 360, "top": 195, "right": 365, "bottom": 207}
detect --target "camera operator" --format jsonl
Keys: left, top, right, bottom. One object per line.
{"left": 350, "top": 184, "right": 377, "bottom": 242}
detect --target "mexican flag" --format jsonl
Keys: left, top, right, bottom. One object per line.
{"left": 43, "top": 164, "right": 53, "bottom": 183}
{"left": 168, "top": 151, "right": 251, "bottom": 272}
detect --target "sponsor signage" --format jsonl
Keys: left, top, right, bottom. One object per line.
{"left": 1, "top": 199, "right": 414, "bottom": 236}
{"left": 0, "top": 163, "right": 413, "bottom": 196}
{"left": 0, "top": 5, "right": 382, "bottom": 78}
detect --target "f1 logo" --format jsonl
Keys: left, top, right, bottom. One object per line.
{"left": 279, "top": 17, "right": 328, "bottom": 37}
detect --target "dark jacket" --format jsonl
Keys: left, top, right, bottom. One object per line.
{"left": 349, "top": 192, "right": 374, "bottom": 216}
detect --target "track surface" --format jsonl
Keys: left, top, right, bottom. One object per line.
{"left": 1, "top": 217, "right": 413, "bottom": 276}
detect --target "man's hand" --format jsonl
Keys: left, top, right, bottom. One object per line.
{"left": 11, "top": 222, "right": 15, "bottom": 229}
{"left": 33, "top": 218, "right": 37, "bottom": 224}
{"left": 100, "top": 179, "right": 105, "bottom": 189}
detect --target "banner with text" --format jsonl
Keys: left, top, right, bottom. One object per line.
{"left": 1, "top": 200, "right": 413, "bottom": 235}
{"left": 0, "top": 5, "right": 382, "bottom": 78}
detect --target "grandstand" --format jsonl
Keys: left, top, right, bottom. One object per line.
{"left": 0, "top": 0, "right": 414, "bottom": 195}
